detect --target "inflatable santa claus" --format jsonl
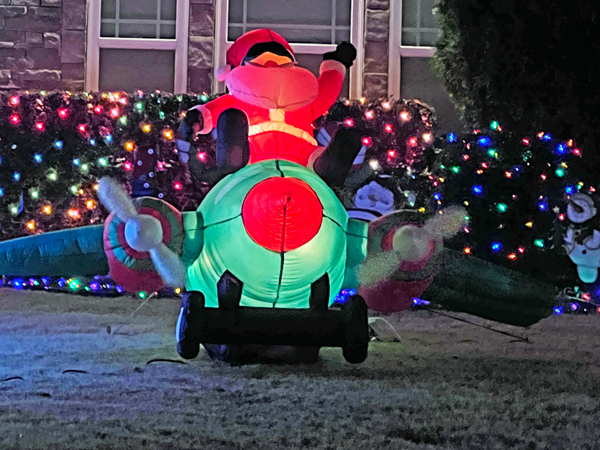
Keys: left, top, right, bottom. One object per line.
{"left": 176, "top": 28, "right": 361, "bottom": 188}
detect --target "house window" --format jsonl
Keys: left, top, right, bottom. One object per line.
{"left": 214, "top": 0, "right": 364, "bottom": 99}
{"left": 388, "top": 0, "right": 462, "bottom": 132}
{"left": 86, "top": 0, "right": 190, "bottom": 93}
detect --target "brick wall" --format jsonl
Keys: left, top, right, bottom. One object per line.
{"left": 0, "top": 0, "right": 86, "bottom": 91}
{"left": 187, "top": 0, "right": 213, "bottom": 94}
{"left": 363, "top": 0, "right": 390, "bottom": 98}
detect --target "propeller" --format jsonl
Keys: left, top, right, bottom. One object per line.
{"left": 98, "top": 177, "right": 187, "bottom": 288}
{"left": 358, "top": 206, "right": 467, "bottom": 286}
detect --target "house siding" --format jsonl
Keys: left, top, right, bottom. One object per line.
{"left": 0, "top": 0, "right": 86, "bottom": 91}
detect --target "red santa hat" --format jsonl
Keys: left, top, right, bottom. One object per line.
{"left": 216, "top": 29, "right": 296, "bottom": 82}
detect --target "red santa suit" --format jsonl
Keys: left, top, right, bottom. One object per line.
{"left": 190, "top": 29, "right": 347, "bottom": 168}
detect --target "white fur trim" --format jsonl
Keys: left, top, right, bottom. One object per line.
{"left": 216, "top": 64, "right": 232, "bottom": 82}
{"left": 189, "top": 104, "right": 213, "bottom": 134}
{"left": 320, "top": 60, "right": 346, "bottom": 77}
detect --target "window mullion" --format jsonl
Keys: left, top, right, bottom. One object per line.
{"left": 331, "top": 0, "right": 336, "bottom": 44}
{"left": 115, "top": 0, "right": 120, "bottom": 38}
{"left": 157, "top": 0, "right": 162, "bottom": 38}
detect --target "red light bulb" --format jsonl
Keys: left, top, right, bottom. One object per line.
{"left": 78, "top": 124, "right": 87, "bottom": 133}
{"left": 173, "top": 181, "right": 183, "bottom": 190}
{"left": 362, "top": 137, "right": 372, "bottom": 146}
{"left": 10, "top": 114, "right": 20, "bottom": 125}
{"left": 58, "top": 107, "right": 69, "bottom": 119}
{"left": 124, "top": 161, "right": 133, "bottom": 171}
{"left": 35, "top": 122, "right": 45, "bottom": 132}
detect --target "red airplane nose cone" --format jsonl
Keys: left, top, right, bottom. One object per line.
{"left": 242, "top": 177, "right": 323, "bottom": 252}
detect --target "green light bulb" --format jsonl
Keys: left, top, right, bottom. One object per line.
{"left": 555, "top": 168, "right": 565, "bottom": 177}
{"left": 10, "top": 205, "right": 18, "bottom": 215}
{"left": 138, "top": 291, "right": 147, "bottom": 299}
{"left": 134, "top": 102, "right": 143, "bottom": 111}
{"left": 48, "top": 172, "right": 57, "bottom": 181}
{"left": 31, "top": 190, "right": 39, "bottom": 199}
{"left": 534, "top": 239, "right": 545, "bottom": 248}
{"left": 98, "top": 157, "right": 108, "bottom": 167}
{"left": 119, "top": 116, "right": 128, "bottom": 125}
{"left": 70, "top": 185, "right": 79, "bottom": 194}
{"left": 81, "top": 163, "right": 89, "bottom": 173}
{"left": 159, "top": 111, "right": 165, "bottom": 119}
{"left": 490, "top": 121, "right": 499, "bottom": 130}
{"left": 440, "top": 164, "right": 446, "bottom": 169}
{"left": 497, "top": 203, "right": 508, "bottom": 213}
{"left": 451, "top": 166, "right": 461, "bottom": 174}
{"left": 69, "top": 279, "right": 81, "bottom": 290}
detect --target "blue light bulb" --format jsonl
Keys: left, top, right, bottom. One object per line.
{"left": 542, "top": 133, "right": 552, "bottom": 141}
{"left": 553, "top": 305, "right": 564, "bottom": 315}
{"left": 491, "top": 242, "right": 502, "bottom": 252}
{"left": 433, "top": 193, "right": 442, "bottom": 201}
{"left": 538, "top": 200, "right": 548, "bottom": 211}
{"left": 447, "top": 133, "right": 457, "bottom": 143}
{"left": 53, "top": 140, "right": 63, "bottom": 150}
{"left": 13, "top": 172, "right": 20, "bottom": 181}
{"left": 472, "top": 185, "right": 483, "bottom": 195}
{"left": 34, "top": 153, "right": 42, "bottom": 163}
{"left": 565, "top": 185, "right": 575, "bottom": 194}
{"left": 105, "top": 135, "right": 113, "bottom": 144}
{"left": 89, "top": 139, "right": 96, "bottom": 146}
{"left": 556, "top": 143, "right": 567, "bottom": 154}
{"left": 478, "top": 136, "right": 492, "bottom": 147}
{"left": 72, "top": 159, "right": 80, "bottom": 166}
{"left": 0, "top": 188, "right": 4, "bottom": 197}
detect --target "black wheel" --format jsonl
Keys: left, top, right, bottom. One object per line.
{"left": 176, "top": 292, "right": 204, "bottom": 359}
{"left": 342, "top": 295, "right": 369, "bottom": 364}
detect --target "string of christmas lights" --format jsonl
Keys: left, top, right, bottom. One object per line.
{"left": 430, "top": 121, "right": 589, "bottom": 289}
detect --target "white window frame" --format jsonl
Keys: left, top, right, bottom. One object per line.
{"left": 388, "top": 0, "right": 436, "bottom": 100}
{"left": 85, "top": 0, "right": 190, "bottom": 93}
{"left": 214, "top": 0, "right": 364, "bottom": 99}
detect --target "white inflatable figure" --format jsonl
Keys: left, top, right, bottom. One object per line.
{"left": 567, "top": 192, "right": 597, "bottom": 223}
{"left": 564, "top": 192, "right": 600, "bottom": 283}
{"left": 354, "top": 181, "right": 395, "bottom": 215}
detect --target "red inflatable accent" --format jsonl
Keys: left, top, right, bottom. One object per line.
{"left": 358, "top": 277, "right": 434, "bottom": 313}
{"left": 242, "top": 177, "right": 323, "bottom": 252}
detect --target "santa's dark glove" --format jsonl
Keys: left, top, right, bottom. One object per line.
{"left": 323, "top": 42, "right": 357, "bottom": 69}
{"left": 177, "top": 108, "right": 203, "bottom": 143}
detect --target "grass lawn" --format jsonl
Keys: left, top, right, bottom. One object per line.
{"left": 1, "top": 288, "right": 599, "bottom": 449}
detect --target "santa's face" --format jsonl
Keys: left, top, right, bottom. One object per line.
{"left": 225, "top": 52, "right": 319, "bottom": 111}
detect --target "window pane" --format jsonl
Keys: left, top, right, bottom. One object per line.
{"left": 421, "top": 0, "right": 439, "bottom": 28}
{"left": 420, "top": 31, "right": 440, "bottom": 47}
{"left": 246, "top": 0, "right": 332, "bottom": 26}
{"left": 227, "top": 0, "right": 351, "bottom": 45}
{"left": 101, "top": 22, "right": 116, "bottom": 37}
{"left": 336, "top": 0, "right": 351, "bottom": 26}
{"left": 249, "top": 26, "right": 331, "bottom": 44}
{"left": 99, "top": 49, "right": 175, "bottom": 92}
{"left": 119, "top": 23, "right": 157, "bottom": 38}
{"left": 228, "top": 26, "right": 243, "bottom": 41}
{"left": 101, "top": 0, "right": 116, "bottom": 19}
{"left": 160, "top": 0, "right": 176, "bottom": 21}
{"left": 120, "top": 0, "right": 157, "bottom": 20}
{"left": 400, "top": 57, "right": 462, "bottom": 132}
{"left": 160, "top": 24, "right": 176, "bottom": 39}
{"left": 402, "top": 0, "right": 440, "bottom": 47}
{"left": 229, "top": 0, "right": 244, "bottom": 23}
{"left": 336, "top": 29, "right": 350, "bottom": 43}
{"left": 402, "top": 0, "right": 418, "bottom": 28}
{"left": 402, "top": 31, "right": 417, "bottom": 46}
{"left": 294, "top": 53, "right": 349, "bottom": 100}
